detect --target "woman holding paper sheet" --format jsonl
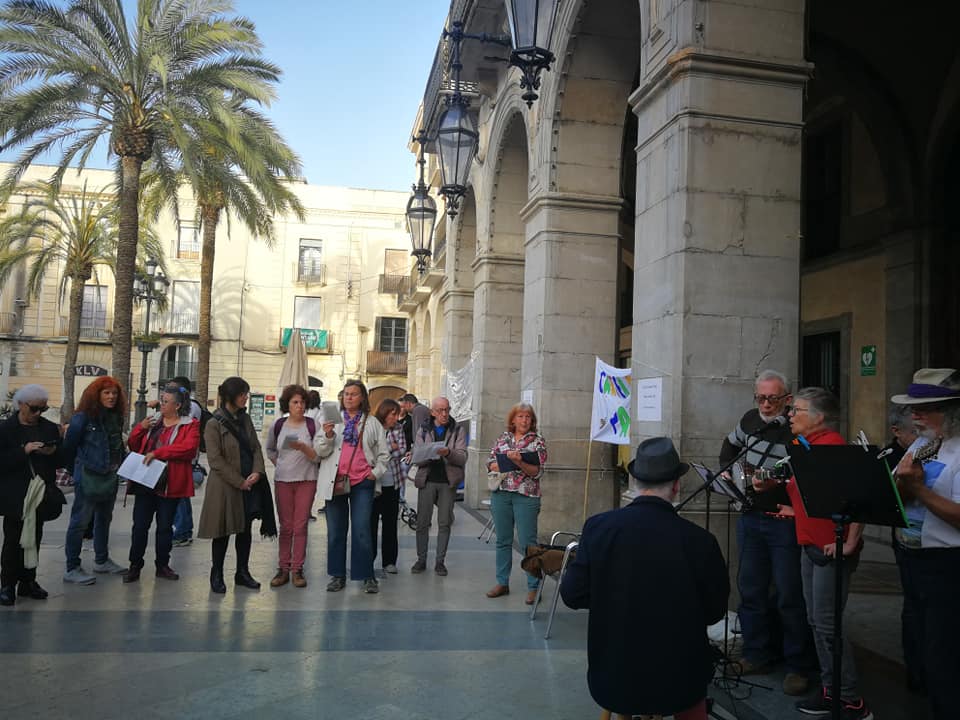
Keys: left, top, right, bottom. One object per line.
{"left": 265, "top": 384, "right": 320, "bottom": 588}
{"left": 122, "top": 383, "right": 200, "bottom": 583}
{"left": 486, "top": 403, "right": 548, "bottom": 604}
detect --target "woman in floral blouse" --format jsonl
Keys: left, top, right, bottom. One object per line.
{"left": 485, "top": 403, "right": 547, "bottom": 604}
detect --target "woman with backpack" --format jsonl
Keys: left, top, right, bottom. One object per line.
{"left": 265, "top": 384, "right": 320, "bottom": 588}
{"left": 197, "top": 376, "right": 276, "bottom": 594}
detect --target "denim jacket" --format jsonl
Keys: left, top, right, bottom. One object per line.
{"left": 63, "top": 411, "right": 122, "bottom": 475}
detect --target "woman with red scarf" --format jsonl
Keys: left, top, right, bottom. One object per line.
{"left": 122, "top": 383, "right": 200, "bottom": 583}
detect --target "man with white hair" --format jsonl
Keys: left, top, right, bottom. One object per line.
{"left": 719, "top": 369, "right": 813, "bottom": 695}
{"left": 892, "top": 368, "right": 960, "bottom": 720}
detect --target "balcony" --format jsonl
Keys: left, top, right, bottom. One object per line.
{"left": 366, "top": 350, "right": 408, "bottom": 376}
{"left": 59, "top": 316, "right": 111, "bottom": 340}
{"left": 161, "top": 311, "right": 199, "bottom": 336}
{"left": 0, "top": 312, "right": 15, "bottom": 334}
{"left": 395, "top": 277, "right": 412, "bottom": 311}
{"left": 297, "top": 260, "right": 326, "bottom": 285}
{"left": 379, "top": 273, "right": 407, "bottom": 294}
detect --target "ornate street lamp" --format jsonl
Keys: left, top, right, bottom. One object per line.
{"left": 406, "top": 132, "right": 438, "bottom": 275}
{"left": 133, "top": 258, "right": 170, "bottom": 422}
{"left": 503, "top": 0, "right": 560, "bottom": 107}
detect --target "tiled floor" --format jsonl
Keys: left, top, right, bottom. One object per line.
{"left": 0, "top": 485, "right": 929, "bottom": 719}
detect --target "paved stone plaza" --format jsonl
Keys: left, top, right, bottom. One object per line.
{"left": 0, "top": 486, "right": 931, "bottom": 719}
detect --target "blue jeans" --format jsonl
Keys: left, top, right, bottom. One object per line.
{"left": 736, "top": 512, "right": 812, "bottom": 671}
{"left": 173, "top": 497, "right": 194, "bottom": 541}
{"left": 65, "top": 481, "right": 117, "bottom": 571}
{"left": 326, "top": 479, "right": 375, "bottom": 581}
{"left": 490, "top": 490, "right": 541, "bottom": 590}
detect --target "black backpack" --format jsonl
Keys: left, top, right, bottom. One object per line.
{"left": 192, "top": 398, "right": 214, "bottom": 453}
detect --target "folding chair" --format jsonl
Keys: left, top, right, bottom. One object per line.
{"left": 477, "top": 498, "right": 494, "bottom": 542}
{"left": 527, "top": 530, "right": 580, "bottom": 639}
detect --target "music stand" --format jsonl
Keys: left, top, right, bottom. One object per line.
{"left": 787, "top": 444, "right": 907, "bottom": 720}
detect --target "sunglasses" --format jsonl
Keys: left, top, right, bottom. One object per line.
{"left": 27, "top": 404, "right": 48, "bottom": 414}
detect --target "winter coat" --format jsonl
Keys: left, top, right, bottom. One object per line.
{"left": 197, "top": 408, "right": 269, "bottom": 539}
{"left": 412, "top": 417, "right": 467, "bottom": 489}
{"left": 0, "top": 413, "right": 63, "bottom": 517}
{"left": 127, "top": 416, "right": 200, "bottom": 498}
{"left": 314, "top": 412, "right": 389, "bottom": 501}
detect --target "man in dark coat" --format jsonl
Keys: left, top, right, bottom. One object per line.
{"left": 561, "top": 437, "right": 729, "bottom": 719}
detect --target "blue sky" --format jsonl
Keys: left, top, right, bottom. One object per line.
{"left": 0, "top": 0, "right": 451, "bottom": 192}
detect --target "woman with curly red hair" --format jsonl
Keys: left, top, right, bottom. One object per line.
{"left": 62, "top": 376, "right": 128, "bottom": 585}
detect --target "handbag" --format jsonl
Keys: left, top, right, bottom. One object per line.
{"left": 30, "top": 458, "right": 66, "bottom": 521}
{"left": 79, "top": 465, "right": 118, "bottom": 500}
{"left": 487, "top": 470, "right": 508, "bottom": 491}
{"left": 334, "top": 414, "right": 367, "bottom": 497}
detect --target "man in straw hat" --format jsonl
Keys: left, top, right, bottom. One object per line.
{"left": 561, "top": 437, "right": 729, "bottom": 720}
{"left": 891, "top": 368, "right": 960, "bottom": 720}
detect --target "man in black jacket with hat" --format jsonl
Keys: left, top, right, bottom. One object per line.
{"left": 561, "top": 437, "right": 729, "bottom": 720}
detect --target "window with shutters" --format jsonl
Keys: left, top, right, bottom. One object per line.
{"left": 298, "top": 239, "right": 324, "bottom": 283}
{"left": 376, "top": 317, "right": 407, "bottom": 352}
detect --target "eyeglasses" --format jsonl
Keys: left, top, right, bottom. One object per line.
{"left": 26, "top": 404, "right": 48, "bottom": 414}
{"left": 788, "top": 407, "right": 809, "bottom": 415}
{"left": 755, "top": 394, "right": 789, "bottom": 405}
{"left": 433, "top": 407, "right": 450, "bottom": 414}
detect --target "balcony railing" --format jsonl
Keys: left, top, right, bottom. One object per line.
{"left": 0, "top": 312, "right": 15, "bottom": 334}
{"left": 59, "top": 315, "right": 111, "bottom": 340}
{"left": 366, "top": 350, "right": 408, "bottom": 375}
{"left": 297, "top": 261, "right": 326, "bottom": 284}
{"left": 163, "top": 311, "right": 199, "bottom": 335}
{"left": 379, "top": 273, "right": 407, "bottom": 294}
{"left": 395, "top": 277, "right": 411, "bottom": 310}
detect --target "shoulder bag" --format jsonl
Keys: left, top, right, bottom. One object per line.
{"left": 333, "top": 414, "right": 367, "bottom": 497}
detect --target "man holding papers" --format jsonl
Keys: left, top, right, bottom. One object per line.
{"left": 121, "top": 384, "right": 200, "bottom": 583}
{"left": 410, "top": 397, "right": 466, "bottom": 577}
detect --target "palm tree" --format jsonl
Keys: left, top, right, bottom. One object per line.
{"left": 0, "top": 0, "right": 284, "bottom": 404}
{"left": 0, "top": 181, "right": 164, "bottom": 419}
{"left": 144, "top": 107, "right": 304, "bottom": 403}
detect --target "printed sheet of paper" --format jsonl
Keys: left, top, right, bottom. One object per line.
{"left": 117, "top": 452, "right": 167, "bottom": 489}
{"left": 321, "top": 401, "right": 342, "bottom": 425}
{"left": 411, "top": 441, "right": 445, "bottom": 465}
{"left": 636, "top": 377, "right": 663, "bottom": 423}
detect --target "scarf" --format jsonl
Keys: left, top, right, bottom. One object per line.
{"left": 343, "top": 411, "right": 362, "bottom": 447}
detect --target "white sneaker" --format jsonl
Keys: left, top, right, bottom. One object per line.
{"left": 384, "top": 564, "right": 398, "bottom": 574}
{"left": 63, "top": 568, "right": 96, "bottom": 585}
{"left": 93, "top": 558, "right": 125, "bottom": 574}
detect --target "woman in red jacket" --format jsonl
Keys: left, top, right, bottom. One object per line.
{"left": 755, "top": 387, "right": 871, "bottom": 719}
{"left": 122, "top": 383, "right": 200, "bottom": 582}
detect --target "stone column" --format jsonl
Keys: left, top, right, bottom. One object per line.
{"left": 630, "top": 1, "right": 809, "bottom": 505}
{"left": 518, "top": 193, "right": 623, "bottom": 537}
{"left": 464, "top": 252, "right": 524, "bottom": 508}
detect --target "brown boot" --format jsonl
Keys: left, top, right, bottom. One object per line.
{"left": 292, "top": 570, "right": 307, "bottom": 588}
{"left": 486, "top": 584, "right": 509, "bottom": 598}
{"left": 270, "top": 569, "right": 289, "bottom": 587}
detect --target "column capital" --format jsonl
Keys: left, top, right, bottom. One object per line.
{"left": 519, "top": 191, "right": 625, "bottom": 223}
{"left": 630, "top": 48, "right": 813, "bottom": 115}
{"left": 471, "top": 251, "right": 525, "bottom": 272}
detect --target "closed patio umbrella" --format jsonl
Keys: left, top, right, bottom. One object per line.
{"left": 278, "top": 329, "right": 309, "bottom": 398}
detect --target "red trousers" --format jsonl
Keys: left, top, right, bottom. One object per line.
{"left": 275, "top": 480, "right": 317, "bottom": 571}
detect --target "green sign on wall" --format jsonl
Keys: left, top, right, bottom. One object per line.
{"left": 860, "top": 345, "right": 877, "bottom": 376}
{"left": 280, "top": 327, "right": 329, "bottom": 350}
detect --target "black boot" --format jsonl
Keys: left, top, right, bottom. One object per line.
{"left": 17, "top": 580, "right": 48, "bottom": 599}
{"left": 235, "top": 567, "right": 260, "bottom": 590}
{"left": 122, "top": 560, "right": 144, "bottom": 584}
{"left": 210, "top": 567, "right": 226, "bottom": 594}
{"left": 0, "top": 585, "right": 14, "bottom": 606}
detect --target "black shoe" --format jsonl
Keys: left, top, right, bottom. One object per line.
{"left": 235, "top": 568, "right": 261, "bottom": 590}
{"left": 210, "top": 567, "right": 226, "bottom": 594}
{"left": 122, "top": 563, "right": 143, "bottom": 584}
{"left": 796, "top": 688, "right": 832, "bottom": 716}
{"left": 17, "top": 580, "right": 48, "bottom": 600}
{"left": 0, "top": 585, "right": 15, "bottom": 606}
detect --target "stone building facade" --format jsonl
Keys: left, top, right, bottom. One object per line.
{"left": 399, "top": 0, "right": 959, "bottom": 537}
{"left": 0, "top": 164, "right": 413, "bottom": 436}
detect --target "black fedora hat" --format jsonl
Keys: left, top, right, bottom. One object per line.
{"left": 627, "top": 437, "right": 689, "bottom": 484}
